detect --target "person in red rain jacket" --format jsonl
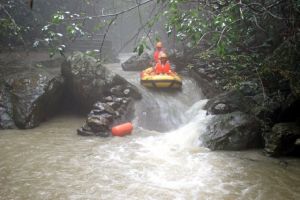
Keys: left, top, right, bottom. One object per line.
{"left": 155, "top": 52, "right": 171, "bottom": 74}
{"left": 153, "top": 42, "right": 163, "bottom": 63}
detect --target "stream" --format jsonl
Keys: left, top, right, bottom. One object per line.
{"left": 0, "top": 54, "right": 300, "bottom": 200}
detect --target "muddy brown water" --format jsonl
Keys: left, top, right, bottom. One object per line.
{"left": 1, "top": 114, "right": 300, "bottom": 200}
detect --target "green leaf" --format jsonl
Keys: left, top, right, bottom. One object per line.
{"left": 138, "top": 45, "right": 144, "bottom": 56}
{"left": 52, "top": 13, "right": 64, "bottom": 24}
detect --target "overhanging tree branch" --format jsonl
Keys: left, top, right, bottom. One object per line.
{"left": 99, "top": 15, "right": 118, "bottom": 58}
{"left": 117, "top": 2, "right": 166, "bottom": 53}
{"left": 73, "top": 0, "right": 156, "bottom": 20}
{"left": 0, "top": 4, "right": 27, "bottom": 49}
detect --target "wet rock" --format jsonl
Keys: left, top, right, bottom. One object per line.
{"left": 94, "top": 131, "right": 110, "bottom": 137}
{"left": 114, "top": 97, "right": 123, "bottom": 103}
{"left": 123, "top": 89, "right": 130, "bottom": 96}
{"left": 104, "top": 96, "right": 113, "bottom": 102}
{"left": 77, "top": 127, "right": 94, "bottom": 136}
{"left": 251, "top": 98, "right": 282, "bottom": 122}
{"left": 100, "top": 113, "right": 114, "bottom": 123}
{"left": 80, "top": 107, "right": 114, "bottom": 137}
{"left": 252, "top": 93, "right": 265, "bottom": 105}
{"left": 122, "top": 88, "right": 138, "bottom": 98}
{"left": 110, "top": 85, "right": 141, "bottom": 99}
{"left": 89, "top": 109, "right": 102, "bottom": 115}
{"left": 62, "top": 52, "right": 141, "bottom": 112}
{"left": 114, "top": 111, "right": 120, "bottom": 118}
{"left": 0, "top": 57, "right": 66, "bottom": 130}
{"left": 106, "top": 102, "right": 120, "bottom": 109}
{"left": 238, "top": 81, "right": 259, "bottom": 96}
{"left": 205, "top": 90, "right": 255, "bottom": 115}
{"left": 0, "top": 107, "right": 15, "bottom": 129}
{"left": 110, "top": 85, "right": 124, "bottom": 96}
{"left": 0, "top": 81, "right": 15, "bottom": 129}
{"left": 121, "top": 52, "right": 152, "bottom": 71}
{"left": 9, "top": 70, "right": 64, "bottom": 129}
{"left": 77, "top": 123, "right": 110, "bottom": 137}
{"left": 213, "top": 103, "right": 230, "bottom": 114}
{"left": 87, "top": 115, "right": 110, "bottom": 132}
{"left": 122, "top": 99, "right": 129, "bottom": 105}
{"left": 93, "top": 102, "right": 115, "bottom": 115}
{"left": 79, "top": 96, "right": 134, "bottom": 137}
{"left": 264, "top": 123, "right": 300, "bottom": 156}
{"left": 201, "top": 111, "right": 262, "bottom": 150}
{"left": 82, "top": 123, "right": 93, "bottom": 132}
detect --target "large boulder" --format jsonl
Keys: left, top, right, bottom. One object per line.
{"left": 200, "top": 111, "right": 262, "bottom": 150}
{"left": 8, "top": 69, "right": 64, "bottom": 128}
{"left": 205, "top": 90, "right": 255, "bottom": 115}
{"left": 0, "top": 81, "right": 15, "bottom": 129}
{"left": 0, "top": 57, "right": 66, "bottom": 129}
{"left": 264, "top": 123, "right": 300, "bottom": 156}
{"left": 77, "top": 97, "right": 135, "bottom": 137}
{"left": 62, "top": 52, "right": 141, "bottom": 112}
{"left": 121, "top": 52, "right": 152, "bottom": 71}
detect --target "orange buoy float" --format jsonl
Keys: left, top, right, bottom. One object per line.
{"left": 111, "top": 122, "right": 133, "bottom": 137}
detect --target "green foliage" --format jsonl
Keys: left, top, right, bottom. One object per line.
{"left": 33, "top": 11, "right": 88, "bottom": 57}
{"left": 160, "top": 0, "right": 300, "bottom": 92}
{"left": 195, "top": 48, "right": 261, "bottom": 91}
{"left": 0, "top": 18, "right": 19, "bottom": 38}
{"left": 0, "top": 1, "right": 32, "bottom": 47}
{"left": 134, "top": 38, "right": 151, "bottom": 56}
{"left": 163, "top": 1, "right": 243, "bottom": 55}
{"left": 0, "top": 0, "right": 107, "bottom": 54}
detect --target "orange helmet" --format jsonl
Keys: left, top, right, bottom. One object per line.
{"left": 156, "top": 42, "right": 163, "bottom": 48}
{"left": 159, "top": 52, "right": 168, "bottom": 59}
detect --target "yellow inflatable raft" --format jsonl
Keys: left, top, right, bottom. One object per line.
{"left": 140, "top": 67, "right": 182, "bottom": 89}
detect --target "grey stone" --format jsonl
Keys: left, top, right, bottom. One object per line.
{"left": 106, "top": 102, "right": 120, "bottom": 109}
{"left": 0, "top": 82, "right": 15, "bottom": 129}
{"left": 9, "top": 70, "right": 64, "bottom": 129}
{"left": 205, "top": 90, "right": 255, "bottom": 115}
{"left": 87, "top": 115, "right": 110, "bottom": 132}
{"left": 201, "top": 111, "right": 262, "bottom": 150}
{"left": 61, "top": 52, "right": 141, "bottom": 112}
{"left": 93, "top": 102, "right": 115, "bottom": 115}
{"left": 104, "top": 96, "right": 113, "bottom": 102}
{"left": 123, "top": 89, "right": 130, "bottom": 96}
{"left": 264, "top": 123, "right": 300, "bottom": 156}
{"left": 121, "top": 52, "right": 152, "bottom": 71}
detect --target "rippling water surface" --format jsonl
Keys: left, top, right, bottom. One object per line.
{"left": 1, "top": 54, "right": 300, "bottom": 199}
{"left": 1, "top": 114, "right": 300, "bottom": 200}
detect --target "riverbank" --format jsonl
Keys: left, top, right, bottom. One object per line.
{"left": 170, "top": 46, "right": 300, "bottom": 157}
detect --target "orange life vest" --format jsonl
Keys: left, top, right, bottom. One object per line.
{"left": 153, "top": 50, "right": 161, "bottom": 63}
{"left": 155, "top": 61, "right": 171, "bottom": 74}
